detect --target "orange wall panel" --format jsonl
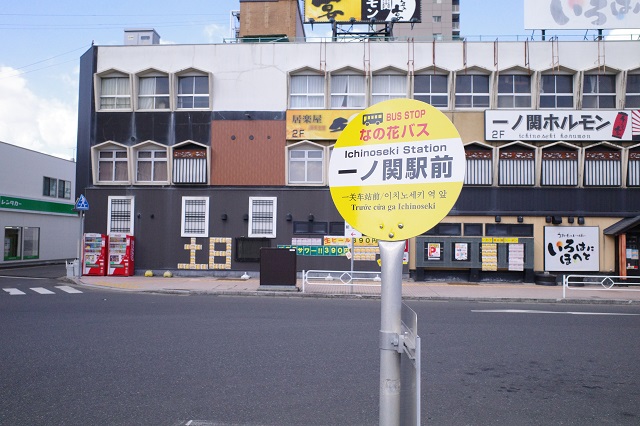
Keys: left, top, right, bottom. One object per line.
{"left": 211, "top": 120, "right": 286, "bottom": 186}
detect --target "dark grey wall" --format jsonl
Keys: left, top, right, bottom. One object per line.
{"left": 75, "top": 46, "right": 97, "bottom": 199}
{"left": 454, "top": 187, "right": 640, "bottom": 217}
{"left": 83, "top": 186, "right": 359, "bottom": 273}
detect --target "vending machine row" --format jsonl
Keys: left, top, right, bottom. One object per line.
{"left": 82, "top": 233, "right": 135, "bottom": 276}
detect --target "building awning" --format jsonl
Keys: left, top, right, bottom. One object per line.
{"left": 603, "top": 215, "right": 640, "bottom": 236}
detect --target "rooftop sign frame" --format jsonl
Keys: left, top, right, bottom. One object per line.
{"left": 524, "top": 0, "right": 640, "bottom": 30}
{"left": 303, "top": 0, "right": 422, "bottom": 24}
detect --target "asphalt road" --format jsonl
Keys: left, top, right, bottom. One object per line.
{"left": 1, "top": 266, "right": 639, "bottom": 425}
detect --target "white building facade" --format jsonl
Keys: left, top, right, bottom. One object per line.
{"left": 75, "top": 36, "right": 640, "bottom": 281}
{"left": 1, "top": 142, "right": 78, "bottom": 266}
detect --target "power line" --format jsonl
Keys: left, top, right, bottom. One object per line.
{"left": 10, "top": 44, "right": 90, "bottom": 72}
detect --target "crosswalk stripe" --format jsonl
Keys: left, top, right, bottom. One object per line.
{"left": 55, "top": 285, "right": 83, "bottom": 294}
{"left": 3, "top": 288, "right": 26, "bottom": 295}
{"left": 30, "top": 287, "right": 55, "bottom": 295}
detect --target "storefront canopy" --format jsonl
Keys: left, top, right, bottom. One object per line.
{"left": 604, "top": 215, "right": 640, "bottom": 236}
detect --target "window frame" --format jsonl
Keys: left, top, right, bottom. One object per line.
{"left": 248, "top": 196, "right": 277, "bottom": 238}
{"left": 286, "top": 141, "right": 326, "bottom": 185}
{"left": 583, "top": 145, "right": 622, "bottom": 187}
{"left": 96, "top": 148, "right": 130, "bottom": 184}
{"left": 181, "top": 196, "right": 209, "bottom": 238}
{"left": 540, "top": 74, "right": 574, "bottom": 109}
{"left": 497, "top": 74, "right": 532, "bottom": 109}
{"left": 413, "top": 73, "right": 449, "bottom": 109}
{"left": 132, "top": 142, "right": 169, "bottom": 185}
{"left": 372, "top": 73, "right": 407, "bottom": 104}
{"left": 107, "top": 196, "right": 135, "bottom": 235}
{"left": 98, "top": 74, "right": 132, "bottom": 111}
{"left": 330, "top": 73, "right": 366, "bottom": 109}
{"left": 582, "top": 73, "right": 616, "bottom": 109}
{"left": 498, "top": 144, "right": 536, "bottom": 186}
{"left": 540, "top": 144, "right": 579, "bottom": 187}
{"left": 290, "top": 73, "right": 325, "bottom": 109}
{"left": 455, "top": 73, "right": 490, "bottom": 108}
{"left": 43, "top": 177, "right": 58, "bottom": 198}
{"left": 625, "top": 73, "right": 640, "bottom": 109}
{"left": 138, "top": 74, "right": 170, "bottom": 110}
{"left": 176, "top": 74, "right": 210, "bottom": 110}
{"left": 171, "top": 141, "right": 209, "bottom": 185}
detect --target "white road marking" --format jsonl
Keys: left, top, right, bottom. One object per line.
{"left": 30, "top": 287, "right": 55, "bottom": 295}
{"left": 3, "top": 288, "right": 26, "bottom": 295}
{"left": 0, "top": 275, "right": 48, "bottom": 280}
{"left": 55, "top": 285, "right": 82, "bottom": 294}
{"left": 472, "top": 309, "right": 640, "bottom": 316}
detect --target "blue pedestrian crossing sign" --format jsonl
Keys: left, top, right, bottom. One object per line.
{"left": 75, "top": 194, "right": 89, "bottom": 211}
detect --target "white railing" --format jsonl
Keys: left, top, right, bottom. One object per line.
{"left": 562, "top": 274, "right": 640, "bottom": 298}
{"left": 302, "top": 269, "right": 382, "bottom": 293}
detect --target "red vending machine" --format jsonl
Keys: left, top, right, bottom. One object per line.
{"left": 83, "top": 233, "right": 108, "bottom": 276}
{"left": 108, "top": 233, "right": 135, "bottom": 276}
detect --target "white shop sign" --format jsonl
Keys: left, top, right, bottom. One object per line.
{"left": 544, "top": 226, "right": 600, "bottom": 272}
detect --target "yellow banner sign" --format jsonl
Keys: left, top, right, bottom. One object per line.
{"left": 286, "top": 110, "right": 360, "bottom": 140}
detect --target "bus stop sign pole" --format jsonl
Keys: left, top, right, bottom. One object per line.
{"left": 378, "top": 239, "right": 405, "bottom": 426}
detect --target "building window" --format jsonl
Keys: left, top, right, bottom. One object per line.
{"left": 464, "top": 223, "right": 484, "bottom": 236}
{"left": 486, "top": 224, "right": 533, "bottom": 237}
{"left": 139, "top": 76, "right": 170, "bottom": 109}
{"left": 248, "top": 197, "right": 277, "bottom": 238}
{"left": 372, "top": 74, "right": 407, "bottom": 104}
{"left": 181, "top": 197, "right": 209, "bottom": 237}
{"left": 422, "top": 223, "right": 462, "bottom": 236}
{"left": 497, "top": 74, "right": 531, "bottom": 108}
{"left": 626, "top": 74, "right": 640, "bottom": 108}
{"left": 293, "top": 221, "right": 329, "bottom": 234}
{"left": 60, "top": 180, "right": 71, "bottom": 199}
{"left": 455, "top": 74, "right": 489, "bottom": 108}
{"left": 414, "top": 74, "right": 448, "bottom": 108}
{"left": 628, "top": 148, "right": 640, "bottom": 187}
{"left": 499, "top": 147, "right": 535, "bottom": 186}
{"left": 541, "top": 148, "right": 578, "bottom": 186}
{"left": 177, "top": 76, "right": 209, "bottom": 109}
{"left": 464, "top": 147, "right": 493, "bottom": 185}
{"left": 43, "top": 176, "right": 71, "bottom": 199}
{"left": 98, "top": 150, "right": 129, "bottom": 182}
{"left": 287, "top": 142, "right": 324, "bottom": 185}
{"left": 43, "top": 177, "right": 57, "bottom": 198}
{"left": 100, "top": 77, "right": 131, "bottom": 109}
{"left": 107, "top": 196, "right": 134, "bottom": 234}
{"left": 136, "top": 150, "right": 168, "bottom": 183}
{"left": 235, "top": 237, "right": 271, "bottom": 262}
{"left": 172, "top": 145, "right": 208, "bottom": 184}
{"left": 433, "top": 16, "right": 442, "bottom": 22}
{"left": 540, "top": 74, "right": 573, "bottom": 108}
{"left": 584, "top": 149, "right": 621, "bottom": 187}
{"left": 290, "top": 75, "right": 325, "bottom": 108}
{"left": 330, "top": 74, "right": 365, "bottom": 108}
{"left": 583, "top": 74, "right": 616, "bottom": 109}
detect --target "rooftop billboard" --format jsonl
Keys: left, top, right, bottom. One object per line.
{"left": 524, "top": 0, "right": 640, "bottom": 30}
{"left": 303, "top": 0, "right": 421, "bottom": 24}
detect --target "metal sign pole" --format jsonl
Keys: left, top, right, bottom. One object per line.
{"left": 77, "top": 211, "right": 84, "bottom": 277}
{"left": 379, "top": 240, "right": 405, "bottom": 426}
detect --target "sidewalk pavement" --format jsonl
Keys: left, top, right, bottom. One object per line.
{"left": 70, "top": 274, "right": 640, "bottom": 305}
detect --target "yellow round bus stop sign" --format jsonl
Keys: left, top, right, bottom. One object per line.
{"left": 329, "top": 99, "right": 465, "bottom": 242}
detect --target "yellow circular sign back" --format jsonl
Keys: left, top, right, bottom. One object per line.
{"left": 329, "top": 99, "right": 465, "bottom": 241}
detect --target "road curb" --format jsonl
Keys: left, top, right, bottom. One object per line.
{"left": 140, "top": 288, "right": 640, "bottom": 305}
